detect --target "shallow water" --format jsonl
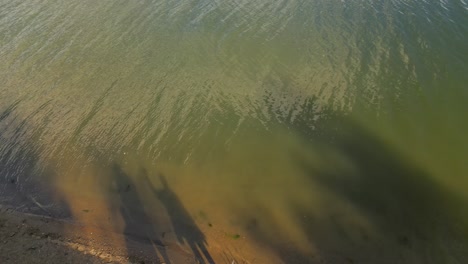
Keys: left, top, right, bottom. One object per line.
{"left": 1, "top": 0, "right": 468, "bottom": 263}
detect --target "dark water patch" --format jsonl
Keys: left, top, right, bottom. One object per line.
{"left": 217, "top": 110, "right": 468, "bottom": 263}
{"left": 282, "top": 118, "right": 467, "bottom": 263}
{"left": 149, "top": 173, "right": 215, "bottom": 264}
{"left": 109, "top": 164, "right": 170, "bottom": 264}
{"left": 0, "top": 107, "right": 71, "bottom": 219}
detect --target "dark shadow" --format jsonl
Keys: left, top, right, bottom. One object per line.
{"left": 0, "top": 102, "right": 106, "bottom": 262}
{"left": 143, "top": 173, "right": 215, "bottom": 264}
{"left": 237, "top": 117, "right": 468, "bottom": 263}
{"left": 110, "top": 164, "right": 171, "bottom": 264}
{"left": 302, "top": 119, "right": 468, "bottom": 235}
{"left": 301, "top": 118, "right": 468, "bottom": 263}
{"left": 239, "top": 210, "right": 318, "bottom": 264}
{"left": 0, "top": 101, "right": 71, "bottom": 219}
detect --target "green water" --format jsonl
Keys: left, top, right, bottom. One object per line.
{"left": 1, "top": 0, "right": 467, "bottom": 263}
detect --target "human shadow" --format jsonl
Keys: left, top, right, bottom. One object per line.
{"left": 110, "top": 164, "right": 171, "bottom": 264}
{"left": 143, "top": 173, "right": 215, "bottom": 264}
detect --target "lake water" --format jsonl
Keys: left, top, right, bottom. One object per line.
{"left": 1, "top": 0, "right": 467, "bottom": 263}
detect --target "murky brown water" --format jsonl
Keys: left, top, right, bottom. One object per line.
{"left": 1, "top": 0, "right": 467, "bottom": 263}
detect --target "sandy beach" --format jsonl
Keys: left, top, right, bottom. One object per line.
{"left": 0, "top": 205, "right": 194, "bottom": 264}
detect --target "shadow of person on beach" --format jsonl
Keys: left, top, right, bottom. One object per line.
{"left": 144, "top": 173, "right": 215, "bottom": 264}
{"left": 110, "top": 164, "right": 171, "bottom": 264}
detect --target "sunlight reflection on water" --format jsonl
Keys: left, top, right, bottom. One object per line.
{"left": 0, "top": 0, "right": 467, "bottom": 263}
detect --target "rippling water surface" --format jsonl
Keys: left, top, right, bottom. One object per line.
{"left": 1, "top": 0, "right": 467, "bottom": 263}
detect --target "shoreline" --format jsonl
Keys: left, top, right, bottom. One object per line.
{"left": 0, "top": 205, "right": 193, "bottom": 264}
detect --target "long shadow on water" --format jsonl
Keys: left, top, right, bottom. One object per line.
{"left": 110, "top": 164, "right": 215, "bottom": 263}
{"left": 295, "top": 119, "right": 468, "bottom": 263}
{"left": 242, "top": 117, "right": 468, "bottom": 263}
{"left": 111, "top": 164, "right": 171, "bottom": 263}
{"left": 143, "top": 172, "right": 215, "bottom": 264}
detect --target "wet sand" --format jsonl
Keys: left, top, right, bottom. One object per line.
{"left": 0, "top": 205, "right": 193, "bottom": 264}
